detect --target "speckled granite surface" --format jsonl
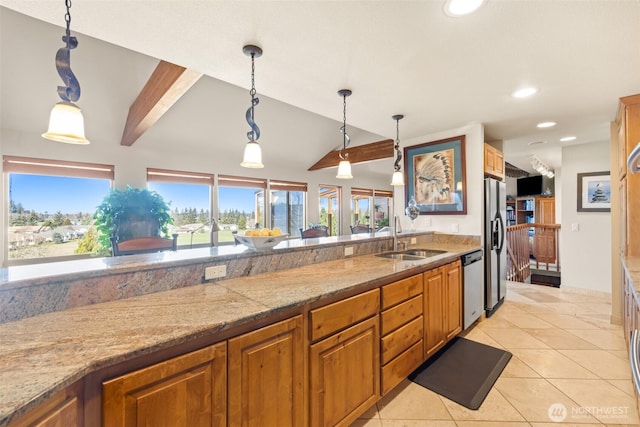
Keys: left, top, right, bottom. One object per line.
{"left": 0, "top": 236, "right": 480, "bottom": 426}
{"left": 623, "top": 256, "right": 640, "bottom": 296}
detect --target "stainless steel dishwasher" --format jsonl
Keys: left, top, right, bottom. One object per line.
{"left": 462, "top": 250, "right": 484, "bottom": 330}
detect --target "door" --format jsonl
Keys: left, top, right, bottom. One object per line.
{"left": 424, "top": 267, "right": 445, "bottom": 357}
{"left": 484, "top": 178, "right": 499, "bottom": 310}
{"left": 228, "top": 316, "right": 304, "bottom": 427}
{"left": 310, "top": 316, "right": 379, "bottom": 427}
{"left": 497, "top": 181, "right": 507, "bottom": 301}
{"left": 444, "top": 260, "right": 462, "bottom": 341}
{"left": 102, "top": 342, "right": 227, "bottom": 427}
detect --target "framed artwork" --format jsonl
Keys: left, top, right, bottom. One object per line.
{"left": 404, "top": 135, "right": 466, "bottom": 215}
{"left": 577, "top": 171, "right": 611, "bottom": 212}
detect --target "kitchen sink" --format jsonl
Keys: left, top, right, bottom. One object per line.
{"left": 403, "top": 249, "right": 447, "bottom": 258}
{"left": 376, "top": 248, "right": 447, "bottom": 261}
{"left": 376, "top": 252, "right": 426, "bottom": 261}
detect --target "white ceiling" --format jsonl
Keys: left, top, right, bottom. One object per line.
{"left": 2, "top": 1, "right": 640, "bottom": 177}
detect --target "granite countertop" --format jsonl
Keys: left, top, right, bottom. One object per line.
{"left": 0, "top": 241, "right": 479, "bottom": 426}
{"left": 623, "top": 255, "right": 640, "bottom": 296}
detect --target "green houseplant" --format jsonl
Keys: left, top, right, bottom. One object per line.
{"left": 94, "top": 186, "right": 173, "bottom": 253}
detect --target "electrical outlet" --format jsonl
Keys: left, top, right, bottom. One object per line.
{"left": 411, "top": 237, "right": 417, "bottom": 244}
{"left": 571, "top": 223, "right": 580, "bottom": 232}
{"left": 344, "top": 246, "right": 354, "bottom": 256}
{"left": 205, "top": 265, "right": 227, "bottom": 280}
{"left": 451, "top": 223, "right": 459, "bottom": 233}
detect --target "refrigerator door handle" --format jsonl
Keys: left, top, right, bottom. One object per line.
{"left": 496, "top": 213, "right": 505, "bottom": 253}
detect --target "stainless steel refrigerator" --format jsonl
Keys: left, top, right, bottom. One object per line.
{"left": 484, "top": 178, "right": 507, "bottom": 317}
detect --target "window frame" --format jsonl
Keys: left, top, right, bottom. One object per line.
{"left": 3, "top": 156, "right": 114, "bottom": 266}
{"left": 147, "top": 168, "right": 215, "bottom": 249}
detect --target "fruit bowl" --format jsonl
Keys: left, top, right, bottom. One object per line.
{"left": 234, "top": 234, "right": 289, "bottom": 250}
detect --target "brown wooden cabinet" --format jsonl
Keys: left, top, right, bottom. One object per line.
{"left": 617, "top": 94, "right": 640, "bottom": 257}
{"left": 533, "top": 197, "right": 556, "bottom": 263}
{"left": 444, "top": 260, "right": 462, "bottom": 341}
{"left": 309, "top": 289, "right": 380, "bottom": 427}
{"left": 228, "top": 316, "right": 304, "bottom": 427}
{"left": 424, "top": 267, "right": 445, "bottom": 357}
{"left": 17, "top": 258, "right": 468, "bottom": 427}
{"left": 8, "top": 382, "right": 83, "bottom": 427}
{"left": 379, "top": 274, "right": 424, "bottom": 395}
{"left": 102, "top": 342, "right": 227, "bottom": 427}
{"left": 424, "top": 261, "right": 462, "bottom": 358}
{"left": 484, "top": 143, "right": 505, "bottom": 180}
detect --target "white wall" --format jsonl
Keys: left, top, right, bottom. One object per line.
{"left": 560, "top": 141, "right": 611, "bottom": 292}
{"left": 393, "top": 122, "right": 484, "bottom": 237}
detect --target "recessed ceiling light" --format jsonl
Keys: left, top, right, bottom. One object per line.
{"left": 560, "top": 136, "right": 576, "bottom": 142}
{"left": 512, "top": 87, "right": 538, "bottom": 98}
{"left": 528, "top": 140, "right": 547, "bottom": 146}
{"left": 444, "top": 0, "right": 486, "bottom": 17}
{"left": 537, "top": 121, "right": 556, "bottom": 128}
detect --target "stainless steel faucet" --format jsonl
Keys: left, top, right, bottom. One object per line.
{"left": 393, "top": 215, "right": 406, "bottom": 252}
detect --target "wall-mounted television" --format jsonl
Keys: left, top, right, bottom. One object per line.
{"left": 516, "top": 175, "right": 543, "bottom": 197}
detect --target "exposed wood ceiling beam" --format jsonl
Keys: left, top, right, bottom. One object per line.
{"left": 121, "top": 61, "right": 202, "bottom": 146}
{"left": 308, "top": 139, "right": 394, "bottom": 171}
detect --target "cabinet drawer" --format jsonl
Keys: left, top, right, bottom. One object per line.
{"left": 310, "top": 289, "right": 380, "bottom": 341}
{"left": 381, "top": 295, "right": 422, "bottom": 336}
{"left": 381, "top": 339, "right": 424, "bottom": 395}
{"left": 382, "top": 274, "right": 423, "bottom": 309}
{"left": 381, "top": 315, "right": 423, "bottom": 364}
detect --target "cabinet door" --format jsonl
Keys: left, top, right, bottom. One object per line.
{"left": 103, "top": 342, "right": 227, "bottom": 427}
{"left": 228, "top": 316, "right": 304, "bottom": 427}
{"left": 424, "top": 267, "right": 445, "bottom": 358}
{"left": 536, "top": 198, "right": 555, "bottom": 224}
{"left": 444, "top": 261, "right": 462, "bottom": 341}
{"left": 9, "top": 382, "right": 83, "bottom": 427}
{"left": 494, "top": 149, "right": 505, "bottom": 178}
{"left": 310, "top": 316, "right": 379, "bottom": 427}
{"left": 484, "top": 144, "right": 496, "bottom": 175}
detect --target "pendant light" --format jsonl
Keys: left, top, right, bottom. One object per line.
{"left": 42, "top": 0, "right": 89, "bottom": 144}
{"left": 241, "top": 44, "right": 264, "bottom": 168}
{"left": 336, "top": 89, "right": 353, "bottom": 179}
{"left": 390, "top": 114, "right": 405, "bottom": 186}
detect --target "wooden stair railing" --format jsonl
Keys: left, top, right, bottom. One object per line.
{"left": 506, "top": 224, "right": 531, "bottom": 282}
{"left": 506, "top": 223, "right": 561, "bottom": 283}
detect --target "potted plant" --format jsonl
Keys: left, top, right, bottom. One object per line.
{"left": 94, "top": 186, "right": 173, "bottom": 253}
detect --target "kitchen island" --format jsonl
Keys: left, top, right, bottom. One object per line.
{"left": 0, "top": 234, "right": 480, "bottom": 427}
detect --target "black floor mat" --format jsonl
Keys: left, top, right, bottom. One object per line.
{"left": 409, "top": 337, "right": 512, "bottom": 410}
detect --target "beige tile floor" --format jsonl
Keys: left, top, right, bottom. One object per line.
{"left": 351, "top": 281, "right": 640, "bottom": 427}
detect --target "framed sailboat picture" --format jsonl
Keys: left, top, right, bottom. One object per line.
{"left": 404, "top": 135, "right": 466, "bottom": 215}
{"left": 577, "top": 171, "right": 610, "bottom": 212}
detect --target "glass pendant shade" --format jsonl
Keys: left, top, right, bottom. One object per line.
{"left": 391, "top": 170, "right": 404, "bottom": 186}
{"left": 42, "top": 101, "right": 89, "bottom": 144}
{"left": 241, "top": 141, "right": 264, "bottom": 168}
{"left": 336, "top": 159, "right": 353, "bottom": 179}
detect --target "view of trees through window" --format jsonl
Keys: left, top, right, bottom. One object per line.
{"left": 319, "top": 186, "right": 340, "bottom": 236}
{"left": 147, "top": 181, "right": 212, "bottom": 248}
{"left": 8, "top": 174, "right": 111, "bottom": 261}
{"left": 271, "top": 190, "right": 305, "bottom": 236}
{"left": 218, "top": 178, "right": 265, "bottom": 244}
{"left": 6, "top": 161, "right": 390, "bottom": 263}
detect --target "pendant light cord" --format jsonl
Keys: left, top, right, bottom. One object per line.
{"left": 245, "top": 50, "right": 260, "bottom": 142}
{"left": 394, "top": 117, "right": 402, "bottom": 172}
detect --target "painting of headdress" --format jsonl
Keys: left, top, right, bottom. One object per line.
{"left": 404, "top": 135, "right": 466, "bottom": 214}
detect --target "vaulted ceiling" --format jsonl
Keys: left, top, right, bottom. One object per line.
{"left": 2, "top": 1, "right": 640, "bottom": 177}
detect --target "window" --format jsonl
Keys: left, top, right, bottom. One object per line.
{"left": 319, "top": 185, "right": 340, "bottom": 236}
{"left": 147, "top": 168, "right": 214, "bottom": 248}
{"left": 351, "top": 187, "right": 373, "bottom": 229}
{"left": 270, "top": 180, "right": 307, "bottom": 236}
{"left": 4, "top": 156, "right": 113, "bottom": 265}
{"left": 373, "top": 190, "right": 393, "bottom": 230}
{"left": 218, "top": 175, "right": 266, "bottom": 244}
{"left": 350, "top": 188, "right": 393, "bottom": 232}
